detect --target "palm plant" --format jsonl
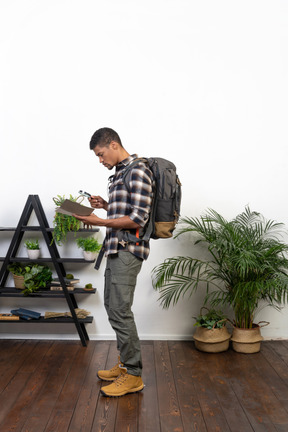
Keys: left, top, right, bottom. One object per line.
{"left": 152, "top": 207, "right": 288, "bottom": 328}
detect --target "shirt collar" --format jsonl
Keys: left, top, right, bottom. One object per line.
{"left": 117, "top": 154, "right": 138, "bottom": 170}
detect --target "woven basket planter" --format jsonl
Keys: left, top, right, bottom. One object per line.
{"left": 13, "top": 274, "right": 25, "bottom": 289}
{"left": 193, "top": 326, "right": 231, "bottom": 353}
{"left": 231, "top": 325, "right": 263, "bottom": 353}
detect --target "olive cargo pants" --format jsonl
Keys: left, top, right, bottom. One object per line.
{"left": 104, "top": 251, "right": 143, "bottom": 376}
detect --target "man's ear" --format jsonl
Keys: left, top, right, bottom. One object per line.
{"left": 110, "top": 140, "right": 119, "bottom": 150}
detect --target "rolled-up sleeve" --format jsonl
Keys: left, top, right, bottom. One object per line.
{"left": 128, "top": 166, "right": 153, "bottom": 227}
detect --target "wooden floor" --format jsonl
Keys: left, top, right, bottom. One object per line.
{"left": 1, "top": 340, "right": 288, "bottom": 432}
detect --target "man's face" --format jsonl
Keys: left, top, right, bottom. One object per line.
{"left": 93, "top": 143, "right": 117, "bottom": 170}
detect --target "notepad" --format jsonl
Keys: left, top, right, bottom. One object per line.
{"left": 55, "top": 199, "right": 94, "bottom": 217}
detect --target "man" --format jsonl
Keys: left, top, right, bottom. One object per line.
{"left": 74, "top": 127, "right": 153, "bottom": 397}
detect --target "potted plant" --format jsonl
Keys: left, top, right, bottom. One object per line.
{"left": 51, "top": 194, "right": 83, "bottom": 246}
{"left": 84, "top": 283, "right": 94, "bottom": 291}
{"left": 152, "top": 207, "right": 288, "bottom": 353}
{"left": 24, "top": 239, "right": 40, "bottom": 259}
{"left": 193, "top": 307, "right": 230, "bottom": 353}
{"left": 8, "top": 263, "right": 26, "bottom": 289}
{"left": 76, "top": 236, "right": 102, "bottom": 261}
{"left": 22, "top": 264, "right": 52, "bottom": 296}
{"left": 8, "top": 263, "right": 52, "bottom": 295}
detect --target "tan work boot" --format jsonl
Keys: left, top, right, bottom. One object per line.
{"left": 97, "top": 357, "right": 123, "bottom": 381}
{"left": 100, "top": 369, "right": 144, "bottom": 397}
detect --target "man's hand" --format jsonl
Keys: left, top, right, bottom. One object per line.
{"left": 73, "top": 213, "right": 104, "bottom": 228}
{"left": 89, "top": 195, "right": 108, "bottom": 211}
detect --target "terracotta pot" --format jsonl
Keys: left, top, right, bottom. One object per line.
{"left": 193, "top": 326, "right": 231, "bottom": 353}
{"left": 231, "top": 324, "right": 263, "bottom": 353}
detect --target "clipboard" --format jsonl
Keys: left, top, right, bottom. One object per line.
{"left": 56, "top": 199, "right": 94, "bottom": 217}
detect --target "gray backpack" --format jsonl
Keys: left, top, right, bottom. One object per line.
{"left": 121, "top": 157, "right": 182, "bottom": 243}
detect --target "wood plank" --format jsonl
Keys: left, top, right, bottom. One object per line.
{"left": 197, "top": 346, "right": 253, "bottom": 432}
{"left": 91, "top": 341, "right": 119, "bottom": 432}
{"left": 254, "top": 344, "right": 288, "bottom": 400}
{"left": 1, "top": 341, "right": 80, "bottom": 432}
{"left": 43, "top": 409, "right": 73, "bottom": 432}
{"left": 154, "top": 340, "right": 184, "bottom": 432}
{"left": 22, "top": 341, "right": 80, "bottom": 431}
{"left": 1, "top": 340, "right": 288, "bottom": 432}
{"left": 243, "top": 351, "right": 288, "bottom": 429}
{"left": 116, "top": 391, "right": 139, "bottom": 432}
{"left": 138, "top": 341, "right": 161, "bottom": 432}
{"left": 263, "top": 341, "right": 288, "bottom": 373}
{"left": 183, "top": 344, "right": 231, "bottom": 432}
{"left": 0, "top": 371, "right": 31, "bottom": 425}
{"left": 226, "top": 350, "right": 279, "bottom": 431}
{"left": 114, "top": 341, "right": 157, "bottom": 432}
{"left": 68, "top": 341, "right": 111, "bottom": 432}
{"left": 19, "top": 340, "right": 54, "bottom": 373}
{"left": 0, "top": 340, "right": 38, "bottom": 392}
{"left": 54, "top": 341, "right": 95, "bottom": 410}
{"left": 168, "top": 340, "right": 208, "bottom": 432}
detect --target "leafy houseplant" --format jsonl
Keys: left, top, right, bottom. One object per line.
{"left": 76, "top": 236, "right": 102, "bottom": 261}
{"left": 8, "top": 263, "right": 25, "bottom": 276}
{"left": 52, "top": 195, "right": 83, "bottom": 246}
{"left": 152, "top": 207, "right": 288, "bottom": 349}
{"left": 8, "top": 263, "right": 52, "bottom": 295}
{"left": 25, "top": 239, "right": 39, "bottom": 250}
{"left": 24, "top": 239, "right": 40, "bottom": 259}
{"left": 193, "top": 308, "right": 228, "bottom": 330}
{"left": 8, "top": 263, "right": 26, "bottom": 288}
{"left": 193, "top": 307, "right": 230, "bottom": 353}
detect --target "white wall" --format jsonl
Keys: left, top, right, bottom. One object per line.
{"left": 0, "top": 0, "right": 288, "bottom": 340}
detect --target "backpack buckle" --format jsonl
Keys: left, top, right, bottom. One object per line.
{"left": 119, "top": 239, "right": 127, "bottom": 247}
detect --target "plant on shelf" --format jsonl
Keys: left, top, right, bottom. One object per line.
{"left": 23, "top": 264, "right": 52, "bottom": 296}
{"left": 84, "top": 283, "right": 94, "bottom": 291}
{"left": 8, "top": 263, "right": 26, "bottom": 276}
{"left": 152, "top": 206, "right": 288, "bottom": 352}
{"left": 24, "top": 239, "right": 40, "bottom": 259}
{"left": 8, "top": 263, "right": 52, "bottom": 296}
{"left": 8, "top": 262, "right": 26, "bottom": 288}
{"left": 76, "top": 236, "right": 102, "bottom": 261}
{"left": 24, "top": 239, "right": 40, "bottom": 250}
{"left": 51, "top": 194, "right": 83, "bottom": 246}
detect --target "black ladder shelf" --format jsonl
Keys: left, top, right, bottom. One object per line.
{"left": 0, "top": 194, "right": 98, "bottom": 346}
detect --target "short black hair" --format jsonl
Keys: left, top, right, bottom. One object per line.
{"left": 89, "top": 127, "right": 122, "bottom": 150}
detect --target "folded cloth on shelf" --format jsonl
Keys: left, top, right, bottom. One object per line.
{"left": 44, "top": 308, "right": 90, "bottom": 319}
{"left": 10, "top": 308, "right": 41, "bottom": 320}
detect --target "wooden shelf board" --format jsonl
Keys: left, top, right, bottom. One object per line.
{"left": 0, "top": 257, "right": 95, "bottom": 263}
{"left": 0, "top": 316, "right": 93, "bottom": 324}
{"left": 0, "top": 287, "right": 96, "bottom": 297}
{"left": 0, "top": 227, "right": 99, "bottom": 232}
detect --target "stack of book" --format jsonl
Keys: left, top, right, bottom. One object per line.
{"left": 50, "top": 277, "right": 80, "bottom": 291}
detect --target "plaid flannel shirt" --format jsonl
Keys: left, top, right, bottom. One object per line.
{"left": 105, "top": 154, "right": 153, "bottom": 260}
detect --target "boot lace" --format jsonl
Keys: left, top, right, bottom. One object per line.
{"left": 114, "top": 372, "right": 129, "bottom": 387}
{"left": 110, "top": 363, "right": 121, "bottom": 373}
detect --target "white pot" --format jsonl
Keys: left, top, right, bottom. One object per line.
{"left": 83, "top": 251, "right": 97, "bottom": 261}
{"left": 27, "top": 249, "right": 40, "bottom": 259}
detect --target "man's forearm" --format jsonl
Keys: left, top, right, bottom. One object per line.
{"left": 73, "top": 213, "right": 140, "bottom": 230}
{"left": 97, "top": 215, "right": 140, "bottom": 229}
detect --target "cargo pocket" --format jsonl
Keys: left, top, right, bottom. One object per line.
{"left": 109, "top": 275, "right": 136, "bottom": 315}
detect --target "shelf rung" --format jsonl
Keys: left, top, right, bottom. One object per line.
{"left": 0, "top": 316, "right": 93, "bottom": 324}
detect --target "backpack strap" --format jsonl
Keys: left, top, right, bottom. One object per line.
{"left": 119, "top": 157, "right": 155, "bottom": 244}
